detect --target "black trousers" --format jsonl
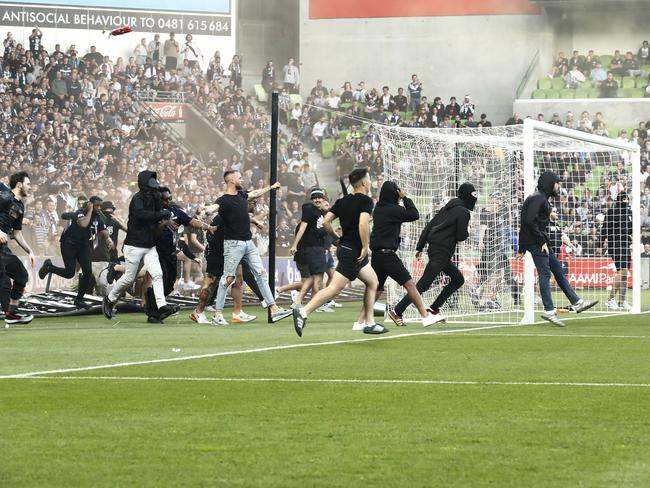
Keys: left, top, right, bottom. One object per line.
{"left": 0, "top": 245, "right": 29, "bottom": 303}
{"left": 394, "top": 253, "right": 465, "bottom": 315}
{"left": 49, "top": 241, "right": 93, "bottom": 300}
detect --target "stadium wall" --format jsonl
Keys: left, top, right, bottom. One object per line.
{"left": 298, "top": 1, "right": 554, "bottom": 124}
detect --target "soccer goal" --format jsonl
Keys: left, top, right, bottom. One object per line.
{"left": 376, "top": 119, "right": 641, "bottom": 324}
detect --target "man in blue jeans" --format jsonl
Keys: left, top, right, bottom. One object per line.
{"left": 213, "top": 171, "right": 292, "bottom": 325}
{"left": 519, "top": 170, "right": 598, "bottom": 326}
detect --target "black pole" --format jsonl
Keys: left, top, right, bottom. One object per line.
{"left": 268, "top": 92, "right": 279, "bottom": 323}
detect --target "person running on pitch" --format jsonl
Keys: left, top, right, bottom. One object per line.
{"left": 39, "top": 196, "right": 114, "bottom": 309}
{"left": 602, "top": 191, "right": 633, "bottom": 311}
{"left": 518, "top": 171, "right": 598, "bottom": 326}
{"left": 292, "top": 168, "right": 386, "bottom": 337}
{"left": 212, "top": 171, "right": 292, "bottom": 324}
{"left": 102, "top": 170, "right": 178, "bottom": 322}
{"left": 371, "top": 181, "right": 440, "bottom": 327}
{"left": 392, "top": 182, "right": 478, "bottom": 323}
{"left": 0, "top": 172, "right": 36, "bottom": 326}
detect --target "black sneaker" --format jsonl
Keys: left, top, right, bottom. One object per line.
{"left": 158, "top": 304, "right": 180, "bottom": 321}
{"left": 5, "top": 310, "right": 34, "bottom": 325}
{"left": 38, "top": 259, "right": 52, "bottom": 280}
{"left": 147, "top": 316, "right": 163, "bottom": 324}
{"left": 102, "top": 296, "right": 115, "bottom": 320}
{"left": 363, "top": 323, "right": 389, "bottom": 335}
{"left": 292, "top": 308, "right": 307, "bottom": 337}
{"left": 74, "top": 298, "right": 92, "bottom": 310}
{"left": 106, "top": 262, "right": 117, "bottom": 284}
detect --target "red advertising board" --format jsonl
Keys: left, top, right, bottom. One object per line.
{"left": 142, "top": 102, "right": 185, "bottom": 121}
{"left": 309, "top": 0, "right": 540, "bottom": 19}
{"left": 411, "top": 256, "right": 632, "bottom": 289}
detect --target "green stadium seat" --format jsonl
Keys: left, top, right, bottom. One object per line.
{"left": 531, "top": 89, "right": 546, "bottom": 99}
{"left": 574, "top": 89, "right": 590, "bottom": 99}
{"left": 629, "top": 88, "right": 645, "bottom": 98}
{"left": 254, "top": 84, "right": 268, "bottom": 103}
{"left": 543, "top": 89, "right": 560, "bottom": 99}
{"left": 621, "top": 76, "right": 636, "bottom": 88}
{"left": 588, "top": 88, "right": 601, "bottom": 98}
{"left": 551, "top": 78, "right": 565, "bottom": 90}
{"left": 289, "top": 94, "right": 303, "bottom": 107}
{"left": 538, "top": 78, "right": 552, "bottom": 90}
{"left": 338, "top": 130, "right": 350, "bottom": 142}
{"left": 613, "top": 75, "right": 623, "bottom": 86}
{"left": 559, "top": 89, "right": 575, "bottom": 99}
{"left": 635, "top": 76, "right": 649, "bottom": 88}
{"left": 321, "top": 138, "right": 336, "bottom": 158}
{"left": 339, "top": 102, "right": 353, "bottom": 112}
{"left": 600, "top": 54, "right": 613, "bottom": 67}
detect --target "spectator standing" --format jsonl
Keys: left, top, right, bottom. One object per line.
{"left": 148, "top": 34, "right": 161, "bottom": 65}
{"left": 133, "top": 38, "right": 147, "bottom": 66}
{"left": 181, "top": 34, "right": 203, "bottom": 69}
{"left": 229, "top": 54, "right": 242, "bottom": 88}
{"left": 28, "top": 27, "right": 42, "bottom": 57}
{"left": 638, "top": 40, "right": 650, "bottom": 64}
{"left": 407, "top": 74, "right": 422, "bottom": 111}
{"left": 163, "top": 33, "right": 179, "bottom": 70}
{"left": 283, "top": 57, "right": 300, "bottom": 94}
{"left": 261, "top": 60, "right": 275, "bottom": 94}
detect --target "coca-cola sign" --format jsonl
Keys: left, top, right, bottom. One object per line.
{"left": 142, "top": 102, "right": 185, "bottom": 121}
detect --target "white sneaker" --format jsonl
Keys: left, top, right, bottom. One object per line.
{"left": 190, "top": 311, "right": 211, "bottom": 324}
{"left": 352, "top": 322, "right": 366, "bottom": 331}
{"left": 232, "top": 311, "right": 257, "bottom": 323}
{"left": 606, "top": 299, "right": 621, "bottom": 310}
{"left": 422, "top": 312, "right": 447, "bottom": 327}
{"left": 619, "top": 301, "right": 632, "bottom": 311}
{"left": 328, "top": 300, "right": 343, "bottom": 308}
{"left": 261, "top": 300, "right": 268, "bottom": 309}
{"left": 211, "top": 314, "right": 229, "bottom": 326}
{"left": 184, "top": 280, "right": 201, "bottom": 290}
{"left": 290, "top": 290, "right": 299, "bottom": 304}
{"left": 316, "top": 304, "right": 334, "bottom": 313}
{"left": 205, "top": 305, "right": 217, "bottom": 313}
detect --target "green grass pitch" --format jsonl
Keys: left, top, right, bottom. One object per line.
{"left": 1, "top": 299, "right": 650, "bottom": 487}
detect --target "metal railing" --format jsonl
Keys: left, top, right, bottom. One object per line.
{"left": 132, "top": 90, "right": 191, "bottom": 102}
{"left": 516, "top": 49, "right": 540, "bottom": 99}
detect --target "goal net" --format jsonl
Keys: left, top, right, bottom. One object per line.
{"left": 376, "top": 120, "right": 641, "bottom": 324}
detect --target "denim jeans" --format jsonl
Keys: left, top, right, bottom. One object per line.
{"left": 527, "top": 244, "right": 579, "bottom": 312}
{"left": 215, "top": 239, "right": 274, "bottom": 310}
{"left": 410, "top": 95, "right": 421, "bottom": 112}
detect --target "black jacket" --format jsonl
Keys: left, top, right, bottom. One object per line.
{"left": 518, "top": 171, "right": 560, "bottom": 251}
{"left": 124, "top": 170, "right": 166, "bottom": 248}
{"left": 416, "top": 198, "right": 470, "bottom": 258}
{"left": 370, "top": 181, "right": 419, "bottom": 251}
{"left": 601, "top": 197, "right": 633, "bottom": 249}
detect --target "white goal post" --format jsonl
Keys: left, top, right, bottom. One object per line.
{"left": 376, "top": 120, "right": 642, "bottom": 325}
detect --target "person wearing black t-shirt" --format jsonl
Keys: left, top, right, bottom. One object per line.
{"left": 91, "top": 201, "right": 126, "bottom": 296}
{"left": 213, "top": 170, "right": 292, "bottom": 324}
{"left": 602, "top": 191, "right": 633, "bottom": 311}
{"left": 39, "top": 196, "right": 114, "bottom": 309}
{"left": 290, "top": 188, "right": 328, "bottom": 306}
{"left": 29, "top": 28, "right": 42, "bottom": 56}
{"left": 0, "top": 172, "right": 35, "bottom": 326}
{"left": 392, "top": 183, "right": 478, "bottom": 324}
{"left": 371, "top": 181, "right": 439, "bottom": 328}
{"left": 293, "top": 168, "right": 386, "bottom": 337}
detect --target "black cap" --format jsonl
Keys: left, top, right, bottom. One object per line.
{"left": 101, "top": 201, "right": 116, "bottom": 211}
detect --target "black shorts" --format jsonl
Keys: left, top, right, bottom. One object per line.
{"left": 295, "top": 246, "right": 327, "bottom": 277}
{"left": 371, "top": 251, "right": 411, "bottom": 291}
{"left": 205, "top": 251, "right": 224, "bottom": 278}
{"left": 612, "top": 250, "right": 631, "bottom": 270}
{"left": 336, "top": 244, "right": 369, "bottom": 281}
{"left": 477, "top": 253, "right": 508, "bottom": 281}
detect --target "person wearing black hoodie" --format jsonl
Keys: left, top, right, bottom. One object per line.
{"left": 518, "top": 170, "right": 597, "bottom": 326}
{"left": 392, "top": 182, "right": 477, "bottom": 322}
{"left": 370, "top": 181, "right": 439, "bottom": 327}
{"left": 602, "top": 191, "right": 633, "bottom": 311}
{"left": 103, "top": 170, "right": 177, "bottom": 322}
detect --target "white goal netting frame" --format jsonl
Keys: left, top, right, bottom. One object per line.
{"left": 377, "top": 119, "right": 641, "bottom": 324}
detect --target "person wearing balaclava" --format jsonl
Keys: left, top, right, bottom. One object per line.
{"left": 103, "top": 170, "right": 178, "bottom": 322}
{"left": 601, "top": 190, "right": 633, "bottom": 311}
{"left": 370, "top": 181, "right": 441, "bottom": 327}
{"left": 392, "top": 182, "right": 477, "bottom": 322}
{"left": 518, "top": 170, "right": 598, "bottom": 326}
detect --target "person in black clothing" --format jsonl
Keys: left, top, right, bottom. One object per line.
{"left": 103, "top": 170, "right": 177, "bottom": 321}
{"left": 293, "top": 168, "right": 386, "bottom": 336}
{"left": 290, "top": 188, "right": 328, "bottom": 306}
{"left": 371, "top": 181, "right": 439, "bottom": 327}
{"left": 602, "top": 191, "right": 633, "bottom": 311}
{"left": 28, "top": 28, "right": 43, "bottom": 56}
{"left": 392, "top": 183, "right": 477, "bottom": 322}
{"left": 0, "top": 172, "right": 36, "bottom": 326}
{"left": 38, "top": 196, "right": 114, "bottom": 309}
{"left": 91, "top": 201, "right": 126, "bottom": 295}
{"left": 518, "top": 171, "right": 597, "bottom": 326}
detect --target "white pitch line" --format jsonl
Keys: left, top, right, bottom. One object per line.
{"left": 0, "top": 323, "right": 521, "bottom": 379}
{"left": 10, "top": 375, "right": 650, "bottom": 389}
{"left": 454, "top": 333, "right": 650, "bottom": 339}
